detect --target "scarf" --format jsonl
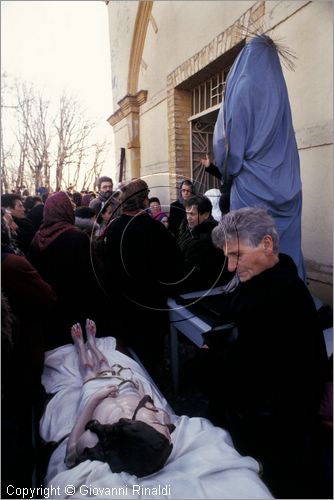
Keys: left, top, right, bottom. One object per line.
{"left": 32, "top": 191, "right": 76, "bottom": 251}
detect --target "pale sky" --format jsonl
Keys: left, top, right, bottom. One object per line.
{"left": 1, "top": 0, "right": 115, "bottom": 178}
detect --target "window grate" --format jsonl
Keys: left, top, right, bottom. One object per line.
{"left": 192, "top": 67, "right": 231, "bottom": 114}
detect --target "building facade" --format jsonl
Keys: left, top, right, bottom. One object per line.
{"left": 106, "top": 0, "right": 333, "bottom": 303}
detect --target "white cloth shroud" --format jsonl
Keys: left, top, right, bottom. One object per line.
{"left": 40, "top": 337, "right": 272, "bottom": 499}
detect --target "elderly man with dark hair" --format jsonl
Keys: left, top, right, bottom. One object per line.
{"left": 176, "top": 194, "right": 231, "bottom": 292}
{"left": 102, "top": 179, "right": 183, "bottom": 384}
{"left": 203, "top": 207, "right": 327, "bottom": 499}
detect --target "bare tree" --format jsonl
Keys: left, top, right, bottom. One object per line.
{"left": 0, "top": 117, "right": 12, "bottom": 193}
{"left": 14, "top": 82, "right": 52, "bottom": 193}
{"left": 81, "top": 139, "right": 108, "bottom": 191}
{"left": 1, "top": 76, "right": 111, "bottom": 193}
{"left": 54, "top": 93, "right": 94, "bottom": 191}
{"left": 1, "top": 72, "right": 18, "bottom": 193}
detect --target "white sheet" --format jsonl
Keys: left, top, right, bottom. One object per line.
{"left": 40, "top": 337, "right": 272, "bottom": 499}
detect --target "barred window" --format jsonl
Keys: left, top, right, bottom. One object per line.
{"left": 192, "top": 67, "right": 231, "bottom": 115}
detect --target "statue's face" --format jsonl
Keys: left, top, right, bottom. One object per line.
{"left": 132, "top": 397, "right": 174, "bottom": 441}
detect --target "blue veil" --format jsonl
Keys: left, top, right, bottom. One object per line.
{"left": 213, "top": 35, "right": 305, "bottom": 280}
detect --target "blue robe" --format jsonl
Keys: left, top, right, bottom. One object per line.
{"left": 213, "top": 35, "right": 305, "bottom": 280}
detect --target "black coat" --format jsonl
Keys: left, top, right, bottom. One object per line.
{"left": 177, "top": 216, "right": 232, "bottom": 292}
{"left": 28, "top": 228, "right": 105, "bottom": 347}
{"left": 168, "top": 199, "right": 185, "bottom": 238}
{"left": 104, "top": 213, "right": 183, "bottom": 308}
{"left": 102, "top": 212, "right": 184, "bottom": 375}
{"left": 204, "top": 253, "right": 328, "bottom": 497}
{"left": 13, "top": 216, "right": 35, "bottom": 254}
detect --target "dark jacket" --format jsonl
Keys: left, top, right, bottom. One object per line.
{"left": 168, "top": 199, "right": 185, "bottom": 238}
{"left": 205, "top": 253, "right": 328, "bottom": 497}
{"left": 207, "top": 254, "right": 327, "bottom": 421}
{"left": 27, "top": 203, "right": 44, "bottom": 231}
{"left": 177, "top": 216, "right": 232, "bottom": 292}
{"left": 102, "top": 212, "right": 184, "bottom": 374}
{"left": 28, "top": 228, "right": 105, "bottom": 347}
{"left": 104, "top": 213, "right": 183, "bottom": 308}
{"left": 12, "top": 216, "right": 35, "bottom": 254}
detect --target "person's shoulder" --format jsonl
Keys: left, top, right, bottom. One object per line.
{"left": 200, "top": 217, "right": 218, "bottom": 231}
{"left": 56, "top": 227, "right": 90, "bottom": 244}
{"left": 263, "top": 254, "right": 312, "bottom": 304}
{"left": 2, "top": 252, "right": 32, "bottom": 270}
{"left": 192, "top": 218, "right": 217, "bottom": 239}
{"left": 14, "top": 215, "right": 34, "bottom": 230}
{"left": 89, "top": 198, "right": 102, "bottom": 214}
{"left": 170, "top": 200, "right": 182, "bottom": 209}
{"left": 275, "top": 254, "right": 301, "bottom": 283}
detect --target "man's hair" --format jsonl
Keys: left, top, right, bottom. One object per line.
{"left": 41, "top": 192, "right": 50, "bottom": 203}
{"left": 78, "top": 419, "right": 172, "bottom": 477}
{"left": 72, "top": 192, "right": 82, "bottom": 207}
{"left": 1, "top": 193, "right": 22, "bottom": 210}
{"left": 212, "top": 207, "right": 279, "bottom": 253}
{"left": 120, "top": 179, "right": 150, "bottom": 212}
{"left": 149, "top": 197, "right": 160, "bottom": 205}
{"left": 74, "top": 206, "right": 96, "bottom": 219}
{"left": 184, "top": 194, "right": 212, "bottom": 215}
{"left": 97, "top": 176, "right": 113, "bottom": 190}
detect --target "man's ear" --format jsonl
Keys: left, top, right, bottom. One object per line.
{"left": 263, "top": 235, "right": 274, "bottom": 255}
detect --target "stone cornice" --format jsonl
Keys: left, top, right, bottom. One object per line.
{"left": 107, "top": 90, "right": 148, "bottom": 127}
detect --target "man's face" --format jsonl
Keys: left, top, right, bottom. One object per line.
{"left": 11, "top": 199, "right": 25, "bottom": 219}
{"left": 180, "top": 185, "right": 192, "bottom": 201}
{"left": 100, "top": 181, "right": 113, "bottom": 197}
{"left": 225, "top": 238, "right": 269, "bottom": 282}
{"left": 186, "top": 205, "right": 208, "bottom": 229}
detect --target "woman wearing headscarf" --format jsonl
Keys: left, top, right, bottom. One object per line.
{"left": 28, "top": 191, "right": 105, "bottom": 348}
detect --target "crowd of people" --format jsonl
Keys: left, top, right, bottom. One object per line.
{"left": 1, "top": 173, "right": 332, "bottom": 499}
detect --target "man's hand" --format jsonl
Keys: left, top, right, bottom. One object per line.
{"left": 200, "top": 155, "right": 211, "bottom": 169}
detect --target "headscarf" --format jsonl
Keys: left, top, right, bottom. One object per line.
{"left": 32, "top": 192, "right": 76, "bottom": 251}
{"left": 213, "top": 35, "right": 305, "bottom": 280}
